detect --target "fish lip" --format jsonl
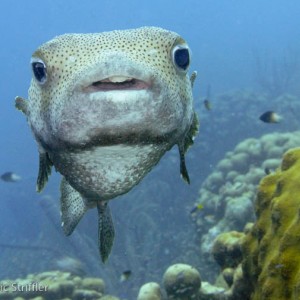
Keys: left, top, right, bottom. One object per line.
{"left": 82, "top": 75, "right": 151, "bottom": 93}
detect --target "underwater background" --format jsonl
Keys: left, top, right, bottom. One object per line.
{"left": 1, "top": 0, "right": 300, "bottom": 299}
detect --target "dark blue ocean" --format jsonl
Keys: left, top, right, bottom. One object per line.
{"left": 1, "top": 1, "right": 300, "bottom": 299}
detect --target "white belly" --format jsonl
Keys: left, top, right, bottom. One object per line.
{"left": 51, "top": 143, "right": 168, "bottom": 201}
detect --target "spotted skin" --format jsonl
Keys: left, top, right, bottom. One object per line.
{"left": 15, "top": 27, "right": 199, "bottom": 262}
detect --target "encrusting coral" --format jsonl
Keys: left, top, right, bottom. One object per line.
{"left": 204, "top": 147, "right": 300, "bottom": 300}
{"left": 242, "top": 147, "right": 300, "bottom": 300}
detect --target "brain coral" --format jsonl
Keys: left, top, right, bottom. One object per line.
{"left": 242, "top": 147, "right": 300, "bottom": 300}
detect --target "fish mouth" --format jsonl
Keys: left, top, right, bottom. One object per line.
{"left": 83, "top": 75, "right": 151, "bottom": 92}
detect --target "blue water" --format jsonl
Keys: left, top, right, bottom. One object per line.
{"left": 1, "top": 0, "right": 300, "bottom": 298}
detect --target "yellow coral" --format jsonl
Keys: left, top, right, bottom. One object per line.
{"left": 243, "top": 147, "right": 300, "bottom": 300}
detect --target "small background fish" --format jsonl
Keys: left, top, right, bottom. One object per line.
{"left": 0, "top": 172, "right": 21, "bottom": 182}
{"left": 120, "top": 270, "right": 132, "bottom": 282}
{"left": 259, "top": 111, "right": 282, "bottom": 123}
{"left": 203, "top": 84, "right": 212, "bottom": 111}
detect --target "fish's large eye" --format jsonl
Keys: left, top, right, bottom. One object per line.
{"left": 172, "top": 45, "right": 190, "bottom": 71}
{"left": 31, "top": 58, "right": 47, "bottom": 84}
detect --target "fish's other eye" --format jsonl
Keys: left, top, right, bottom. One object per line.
{"left": 172, "top": 45, "right": 190, "bottom": 71}
{"left": 31, "top": 58, "right": 47, "bottom": 84}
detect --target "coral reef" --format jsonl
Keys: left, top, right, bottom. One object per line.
{"left": 196, "top": 147, "right": 300, "bottom": 300}
{"left": 193, "top": 131, "right": 300, "bottom": 279}
{"left": 137, "top": 282, "right": 162, "bottom": 300}
{"left": 242, "top": 147, "right": 300, "bottom": 299}
{"left": 212, "top": 231, "right": 244, "bottom": 270}
{"left": 198, "top": 281, "right": 226, "bottom": 300}
{"left": 0, "top": 270, "right": 119, "bottom": 300}
{"left": 162, "top": 263, "right": 201, "bottom": 300}
{"left": 138, "top": 263, "right": 229, "bottom": 300}
{"left": 210, "top": 228, "right": 251, "bottom": 300}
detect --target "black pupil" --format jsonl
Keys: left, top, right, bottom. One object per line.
{"left": 174, "top": 48, "right": 189, "bottom": 70}
{"left": 32, "top": 62, "right": 46, "bottom": 83}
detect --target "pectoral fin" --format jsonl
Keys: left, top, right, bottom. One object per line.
{"left": 36, "top": 150, "right": 53, "bottom": 192}
{"left": 178, "top": 144, "right": 190, "bottom": 184}
{"left": 60, "top": 177, "right": 87, "bottom": 236}
{"left": 178, "top": 111, "right": 199, "bottom": 184}
{"left": 15, "top": 96, "right": 29, "bottom": 115}
{"left": 189, "top": 71, "right": 197, "bottom": 87}
{"left": 183, "top": 111, "right": 199, "bottom": 152}
{"left": 97, "top": 202, "right": 115, "bottom": 263}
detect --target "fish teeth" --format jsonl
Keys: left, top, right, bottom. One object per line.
{"left": 108, "top": 76, "right": 133, "bottom": 83}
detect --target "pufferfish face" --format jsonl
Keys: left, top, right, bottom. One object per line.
{"left": 28, "top": 27, "right": 193, "bottom": 152}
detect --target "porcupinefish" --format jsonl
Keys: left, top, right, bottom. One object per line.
{"left": 15, "top": 26, "right": 199, "bottom": 262}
